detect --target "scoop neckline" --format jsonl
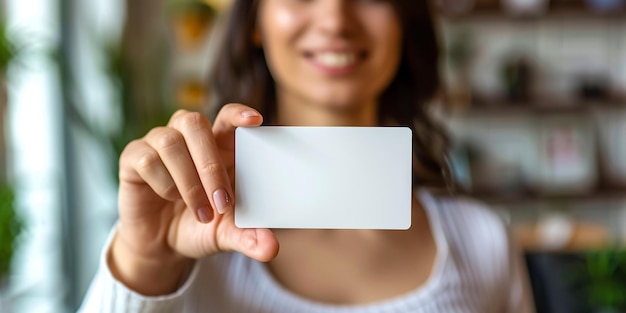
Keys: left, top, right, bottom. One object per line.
{"left": 250, "top": 189, "right": 450, "bottom": 311}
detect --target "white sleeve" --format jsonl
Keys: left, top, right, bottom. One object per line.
{"left": 505, "top": 233, "right": 536, "bottom": 313}
{"left": 77, "top": 224, "right": 200, "bottom": 313}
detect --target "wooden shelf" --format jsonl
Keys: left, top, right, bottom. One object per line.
{"left": 437, "top": 4, "right": 626, "bottom": 23}
{"left": 468, "top": 187, "right": 626, "bottom": 204}
{"left": 446, "top": 100, "right": 626, "bottom": 116}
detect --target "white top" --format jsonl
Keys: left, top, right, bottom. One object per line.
{"left": 79, "top": 191, "right": 535, "bottom": 313}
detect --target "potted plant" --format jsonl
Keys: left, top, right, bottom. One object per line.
{"left": 583, "top": 247, "right": 626, "bottom": 312}
{"left": 0, "top": 18, "right": 24, "bottom": 309}
{"left": 0, "top": 18, "right": 16, "bottom": 182}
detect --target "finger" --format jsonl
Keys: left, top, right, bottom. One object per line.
{"left": 145, "top": 126, "right": 214, "bottom": 223}
{"left": 217, "top": 222, "right": 279, "bottom": 262}
{"left": 170, "top": 104, "right": 263, "bottom": 214}
{"left": 212, "top": 103, "right": 263, "bottom": 151}
{"left": 124, "top": 140, "right": 182, "bottom": 201}
{"left": 168, "top": 110, "right": 234, "bottom": 216}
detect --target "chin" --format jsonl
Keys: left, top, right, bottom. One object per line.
{"left": 318, "top": 98, "right": 366, "bottom": 112}
{"left": 309, "top": 89, "right": 372, "bottom": 111}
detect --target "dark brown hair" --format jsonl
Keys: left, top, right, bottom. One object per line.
{"left": 208, "top": 0, "right": 451, "bottom": 189}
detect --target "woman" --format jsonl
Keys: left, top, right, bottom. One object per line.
{"left": 80, "top": 0, "right": 535, "bottom": 312}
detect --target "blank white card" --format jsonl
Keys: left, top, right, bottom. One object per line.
{"left": 234, "top": 126, "right": 412, "bottom": 229}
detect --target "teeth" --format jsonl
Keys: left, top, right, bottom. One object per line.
{"left": 316, "top": 52, "right": 356, "bottom": 68}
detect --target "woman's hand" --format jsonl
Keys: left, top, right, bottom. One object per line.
{"left": 109, "top": 104, "right": 279, "bottom": 295}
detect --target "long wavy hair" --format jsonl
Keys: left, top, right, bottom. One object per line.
{"left": 206, "top": 0, "right": 451, "bottom": 189}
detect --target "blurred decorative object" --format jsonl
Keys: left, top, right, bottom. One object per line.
{"left": 536, "top": 212, "right": 575, "bottom": 250}
{"left": 586, "top": 0, "right": 625, "bottom": 13}
{"left": 469, "top": 150, "right": 525, "bottom": 193}
{"left": 500, "top": 54, "right": 535, "bottom": 104}
{"left": 501, "top": 0, "right": 549, "bottom": 15}
{"left": 446, "top": 114, "right": 533, "bottom": 195}
{"left": 464, "top": 130, "right": 528, "bottom": 194}
{"left": 177, "top": 80, "right": 208, "bottom": 109}
{"left": 168, "top": 0, "right": 216, "bottom": 51}
{"left": 514, "top": 216, "right": 610, "bottom": 251}
{"left": 575, "top": 74, "right": 611, "bottom": 101}
{"left": 594, "top": 107, "right": 626, "bottom": 188}
{"left": 444, "top": 30, "right": 475, "bottom": 110}
{"left": 203, "top": 0, "right": 231, "bottom": 11}
{"left": 534, "top": 115, "right": 597, "bottom": 195}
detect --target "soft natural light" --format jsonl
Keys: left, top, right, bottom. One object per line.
{"left": 6, "top": 0, "right": 66, "bottom": 311}
{"left": 5, "top": 0, "right": 123, "bottom": 311}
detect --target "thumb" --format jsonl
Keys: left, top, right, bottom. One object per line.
{"left": 217, "top": 223, "right": 279, "bottom": 262}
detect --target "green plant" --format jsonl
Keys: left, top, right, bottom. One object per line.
{"left": 0, "top": 185, "right": 22, "bottom": 278}
{"left": 0, "top": 21, "right": 16, "bottom": 73}
{"left": 582, "top": 247, "right": 626, "bottom": 311}
{"left": 0, "top": 19, "right": 24, "bottom": 280}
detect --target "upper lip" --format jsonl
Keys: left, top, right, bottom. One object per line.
{"left": 303, "top": 47, "right": 367, "bottom": 57}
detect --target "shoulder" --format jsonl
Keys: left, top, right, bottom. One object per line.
{"left": 424, "top": 192, "right": 514, "bottom": 278}
{"left": 433, "top": 193, "right": 509, "bottom": 248}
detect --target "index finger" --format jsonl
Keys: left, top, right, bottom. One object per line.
{"left": 167, "top": 110, "right": 234, "bottom": 217}
{"left": 167, "top": 106, "right": 263, "bottom": 215}
{"left": 212, "top": 103, "right": 264, "bottom": 151}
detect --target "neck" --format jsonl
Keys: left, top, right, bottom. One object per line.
{"left": 274, "top": 89, "right": 378, "bottom": 127}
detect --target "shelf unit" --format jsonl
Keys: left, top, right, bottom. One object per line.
{"left": 437, "top": 0, "right": 626, "bottom": 254}
{"left": 445, "top": 100, "right": 626, "bottom": 117}
{"left": 437, "top": 2, "right": 626, "bottom": 22}
{"left": 468, "top": 187, "right": 626, "bottom": 204}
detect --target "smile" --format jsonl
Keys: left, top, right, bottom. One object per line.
{"left": 315, "top": 52, "right": 357, "bottom": 68}
{"left": 305, "top": 50, "right": 367, "bottom": 76}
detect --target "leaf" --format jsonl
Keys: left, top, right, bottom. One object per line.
{"left": 0, "top": 184, "right": 23, "bottom": 277}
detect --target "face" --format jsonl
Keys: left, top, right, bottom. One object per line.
{"left": 256, "top": 0, "right": 402, "bottom": 110}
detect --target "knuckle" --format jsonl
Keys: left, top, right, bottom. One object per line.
{"left": 161, "top": 183, "right": 180, "bottom": 200}
{"left": 221, "top": 103, "right": 238, "bottom": 111}
{"left": 198, "top": 160, "right": 224, "bottom": 177}
{"left": 155, "top": 130, "right": 184, "bottom": 150}
{"left": 170, "top": 109, "right": 189, "bottom": 122}
{"left": 173, "top": 109, "right": 189, "bottom": 116}
{"left": 183, "top": 183, "right": 206, "bottom": 201}
{"left": 120, "top": 139, "right": 142, "bottom": 161}
{"left": 178, "top": 111, "right": 209, "bottom": 131}
{"left": 216, "top": 103, "right": 242, "bottom": 120}
{"left": 136, "top": 150, "right": 160, "bottom": 172}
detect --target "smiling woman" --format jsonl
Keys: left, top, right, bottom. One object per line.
{"left": 79, "top": 0, "right": 535, "bottom": 312}
{"left": 257, "top": 0, "right": 402, "bottom": 110}
{"left": 210, "top": 0, "right": 448, "bottom": 188}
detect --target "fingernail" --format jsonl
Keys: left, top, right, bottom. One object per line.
{"left": 241, "top": 110, "right": 260, "bottom": 118}
{"left": 197, "top": 207, "right": 212, "bottom": 223}
{"left": 213, "top": 189, "right": 231, "bottom": 214}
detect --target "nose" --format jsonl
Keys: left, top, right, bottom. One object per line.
{"left": 316, "top": 0, "right": 357, "bottom": 38}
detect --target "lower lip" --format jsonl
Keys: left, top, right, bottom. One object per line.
{"left": 306, "top": 56, "right": 363, "bottom": 76}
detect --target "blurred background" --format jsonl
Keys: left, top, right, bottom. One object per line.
{"left": 0, "top": 0, "right": 625, "bottom": 312}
